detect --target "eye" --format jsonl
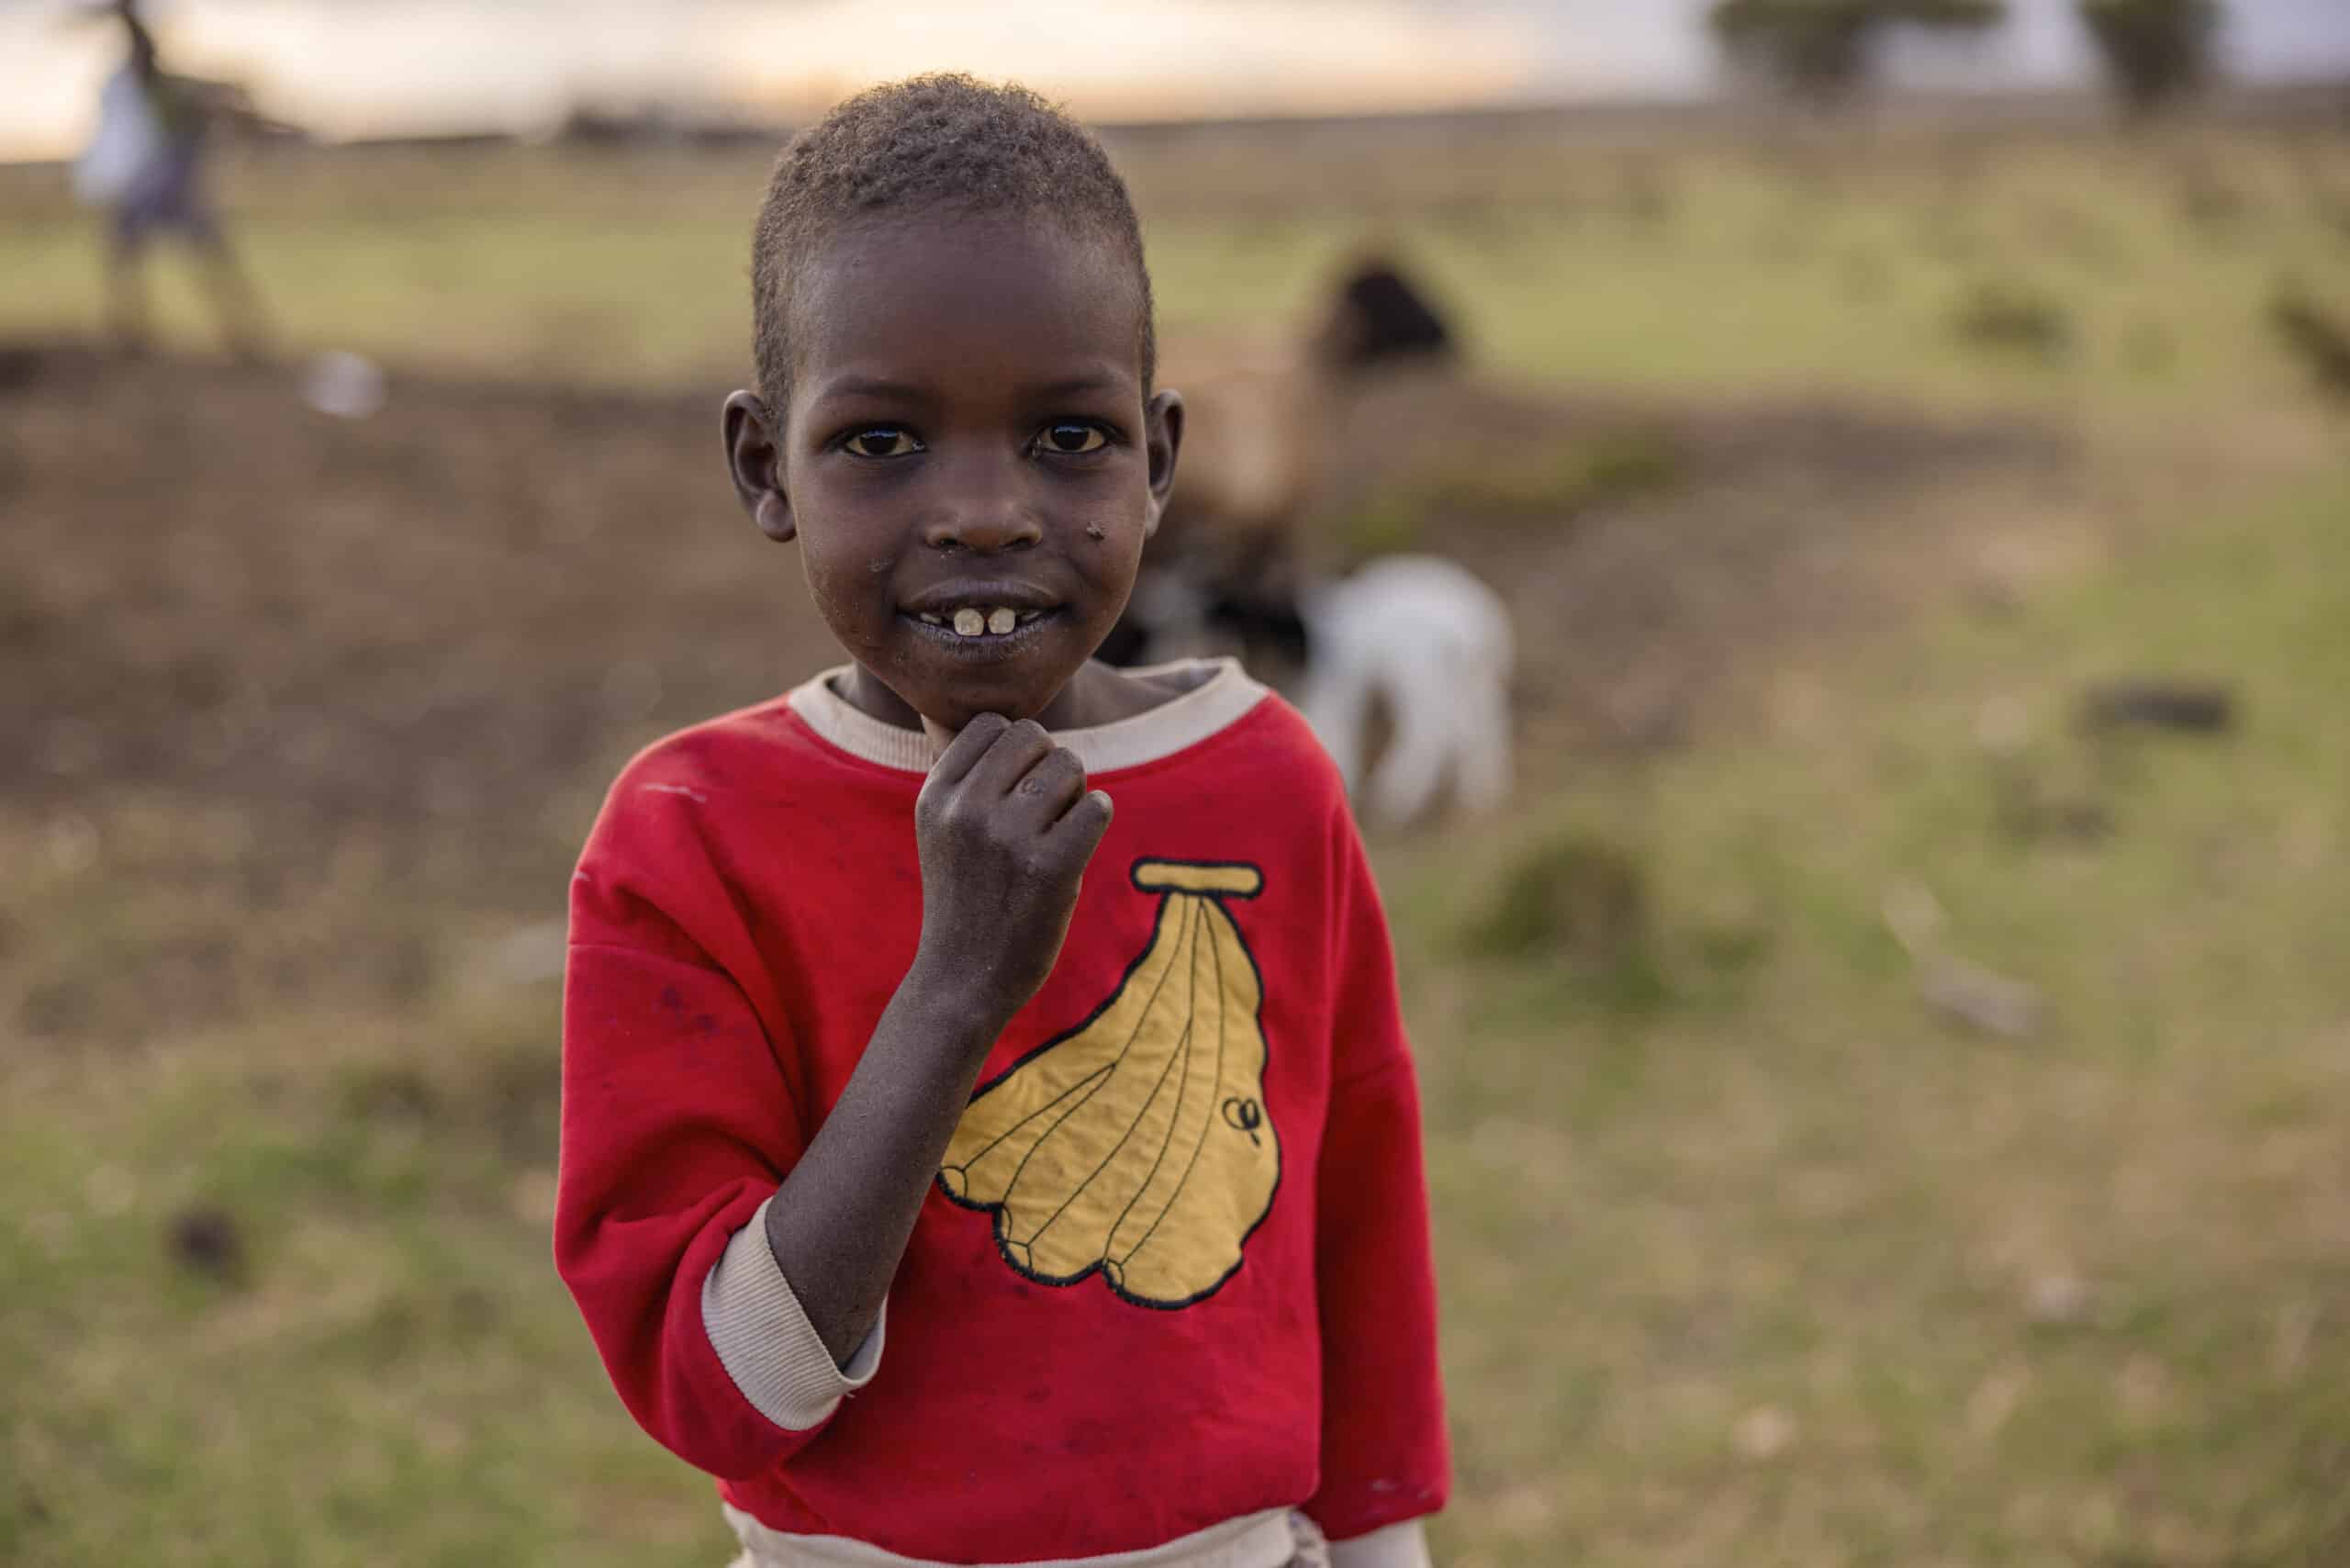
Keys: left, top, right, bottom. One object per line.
{"left": 1035, "top": 421, "right": 1109, "bottom": 456}
{"left": 843, "top": 427, "right": 923, "bottom": 459}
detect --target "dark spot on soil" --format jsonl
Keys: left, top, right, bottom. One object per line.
{"left": 2272, "top": 283, "right": 2350, "bottom": 402}
{"left": 21, "top": 980, "right": 95, "bottom": 1039}
{"left": 1952, "top": 278, "right": 2075, "bottom": 363}
{"left": 2077, "top": 679, "right": 2237, "bottom": 735}
{"left": 167, "top": 1204, "right": 250, "bottom": 1285}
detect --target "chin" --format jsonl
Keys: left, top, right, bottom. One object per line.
{"left": 886, "top": 628, "right": 1097, "bottom": 731}
{"left": 895, "top": 666, "right": 1070, "bottom": 731}
{"left": 925, "top": 685, "right": 1058, "bottom": 730}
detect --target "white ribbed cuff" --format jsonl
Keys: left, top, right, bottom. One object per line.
{"left": 701, "top": 1196, "right": 884, "bottom": 1432}
{"left": 1327, "top": 1519, "right": 1433, "bottom": 1568}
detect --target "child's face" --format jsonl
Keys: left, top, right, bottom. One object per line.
{"left": 725, "top": 210, "right": 1181, "bottom": 732}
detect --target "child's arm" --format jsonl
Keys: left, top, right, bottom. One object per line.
{"left": 115, "top": 2, "right": 160, "bottom": 83}
{"left": 1304, "top": 815, "right": 1451, "bottom": 1557}
{"left": 759, "top": 714, "right": 1112, "bottom": 1364}
{"left": 557, "top": 716, "right": 1109, "bottom": 1477}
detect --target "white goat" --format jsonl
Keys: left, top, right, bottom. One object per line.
{"left": 1293, "top": 555, "right": 1514, "bottom": 829}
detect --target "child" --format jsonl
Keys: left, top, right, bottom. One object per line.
{"left": 555, "top": 75, "right": 1448, "bottom": 1568}
{"left": 73, "top": 1, "right": 269, "bottom": 358}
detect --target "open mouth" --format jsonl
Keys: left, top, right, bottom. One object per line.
{"left": 898, "top": 600, "right": 1069, "bottom": 661}
{"left": 911, "top": 605, "right": 1055, "bottom": 640}
{"left": 898, "top": 580, "right": 1069, "bottom": 662}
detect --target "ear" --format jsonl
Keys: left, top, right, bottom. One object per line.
{"left": 722, "top": 389, "right": 795, "bottom": 543}
{"left": 1141, "top": 388, "right": 1184, "bottom": 541}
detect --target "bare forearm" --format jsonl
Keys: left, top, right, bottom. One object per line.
{"left": 762, "top": 957, "right": 1004, "bottom": 1365}
{"left": 762, "top": 714, "right": 1111, "bottom": 1369}
{"left": 119, "top": 6, "right": 160, "bottom": 80}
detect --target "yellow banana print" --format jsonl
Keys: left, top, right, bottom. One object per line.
{"left": 939, "top": 860, "right": 1281, "bottom": 1308}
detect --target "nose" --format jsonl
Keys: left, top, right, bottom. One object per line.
{"left": 920, "top": 453, "right": 1044, "bottom": 554}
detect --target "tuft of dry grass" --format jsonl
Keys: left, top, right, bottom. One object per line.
{"left": 1951, "top": 276, "right": 2077, "bottom": 364}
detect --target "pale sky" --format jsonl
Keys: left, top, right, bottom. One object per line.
{"left": 4, "top": 0, "right": 2347, "bottom": 161}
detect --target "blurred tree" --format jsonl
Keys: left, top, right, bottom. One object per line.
{"left": 1708, "top": 0, "right": 2008, "bottom": 107}
{"left": 2076, "top": 0, "right": 2223, "bottom": 117}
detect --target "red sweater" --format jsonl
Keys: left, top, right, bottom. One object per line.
{"left": 556, "top": 663, "right": 1449, "bottom": 1561}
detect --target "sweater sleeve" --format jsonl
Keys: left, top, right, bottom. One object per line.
{"left": 1302, "top": 815, "right": 1452, "bottom": 1544}
{"left": 554, "top": 775, "right": 875, "bottom": 1482}
{"left": 558, "top": 937, "right": 873, "bottom": 1479}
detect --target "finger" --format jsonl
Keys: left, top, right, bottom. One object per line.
{"left": 1048, "top": 788, "right": 1113, "bottom": 854}
{"left": 1006, "top": 746, "right": 1088, "bottom": 824}
{"left": 926, "top": 712, "right": 1013, "bottom": 786}
{"left": 965, "top": 718, "right": 1057, "bottom": 799}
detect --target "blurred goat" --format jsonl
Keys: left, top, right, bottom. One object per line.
{"left": 1292, "top": 555, "right": 1514, "bottom": 830}
{"left": 1147, "top": 554, "right": 1514, "bottom": 829}
{"left": 1102, "top": 256, "right": 1457, "bottom": 667}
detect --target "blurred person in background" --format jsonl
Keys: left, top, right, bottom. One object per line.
{"left": 71, "top": 0, "right": 271, "bottom": 359}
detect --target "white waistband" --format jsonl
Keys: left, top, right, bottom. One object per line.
{"left": 721, "top": 1504, "right": 1310, "bottom": 1568}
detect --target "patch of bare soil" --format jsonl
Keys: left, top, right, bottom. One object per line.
{"left": 0, "top": 342, "right": 2073, "bottom": 1045}
{"left": 3, "top": 344, "right": 827, "bottom": 823}
{"left": 1309, "top": 368, "right": 2075, "bottom": 752}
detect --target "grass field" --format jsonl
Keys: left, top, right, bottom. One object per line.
{"left": 4, "top": 113, "right": 2349, "bottom": 1566}
{"left": 6, "top": 124, "right": 2349, "bottom": 415}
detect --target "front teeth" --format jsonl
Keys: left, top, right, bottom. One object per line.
{"left": 924, "top": 606, "right": 1045, "bottom": 637}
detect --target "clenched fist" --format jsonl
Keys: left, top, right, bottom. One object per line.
{"left": 912, "top": 714, "right": 1113, "bottom": 1033}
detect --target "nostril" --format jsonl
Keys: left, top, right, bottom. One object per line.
{"left": 927, "top": 525, "right": 1039, "bottom": 553}
{"left": 923, "top": 503, "right": 1044, "bottom": 553}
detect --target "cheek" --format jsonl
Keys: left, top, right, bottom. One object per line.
{"left": 1083, "top": 473, "right": 1155, "bottom": 559}
{"left": 1075, "top": 497, "right": 1145, "bottom": 550}
{"left": 1072, "top": 522, "right": 1147, "bottom": 617}
{"left": 796, "top": 537, "right": 893, "bottom": 643}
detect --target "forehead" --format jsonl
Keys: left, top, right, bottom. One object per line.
{"left": 789, "top": 210, "right": 1144, "bottom": 408}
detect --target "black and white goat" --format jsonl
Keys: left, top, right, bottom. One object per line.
{"left": 1121, "top": 554, "right": 1514, "bottom": 830}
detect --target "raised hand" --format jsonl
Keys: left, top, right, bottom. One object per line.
{"left": 912, "top": 714, "right": 1113, "bottom": 1032}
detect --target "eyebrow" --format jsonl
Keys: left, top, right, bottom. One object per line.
{"left": 806, "top": 367, "right": 1134, "bottom": 408}
{"left": 1021, "top": 373, "right": 1127, "bottom": 400}
{"left": 810, "top": 374, "right": 931, "bottom": 404}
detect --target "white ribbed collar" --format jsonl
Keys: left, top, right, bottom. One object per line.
{"left": 784, "top": 658, "right": 1268, "bottom": 776}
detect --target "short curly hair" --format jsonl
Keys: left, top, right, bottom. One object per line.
{"left": 751, "top": 74, "right": 1156, "bottom": 411}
